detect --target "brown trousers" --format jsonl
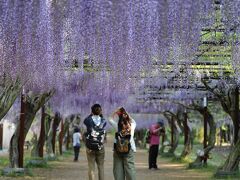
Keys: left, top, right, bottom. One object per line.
{"left": 86, "top": 147, "right": 105, "bottom": 180}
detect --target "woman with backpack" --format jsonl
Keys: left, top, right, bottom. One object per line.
{"left": 109, "top": 107, "right": 136, "bottom": 180}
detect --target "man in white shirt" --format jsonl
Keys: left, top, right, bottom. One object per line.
{"left": 73, "top": 127, "right": 82, "bottom": 162}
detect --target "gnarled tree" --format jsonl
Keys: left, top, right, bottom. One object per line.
{"left": 202, "top": 80, "right": 240, "bottom": 176}
{"left": 0, "top": 77, "right": 22, "bottom": 121}
{"left": 9, "top": 90, "right": 54, "bottom": 168}
{"left": 177, "top": 110, "right": 193, "bottom": 159}
{"left": 187, "top": 101, "right": 216, "bottom": 168}
{"left": 46, "top": 111, "right": 61, "bottom": 158}
{"left": 62, "top": 114, "right": 75, "bottom": 150}
{"left": 31, "top": 107, "right": 53, "bottom": 158}
{"left": 162, "top": 111, "right": 180, "bottom": 157}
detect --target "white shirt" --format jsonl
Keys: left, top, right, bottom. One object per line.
{"left": 109, "top": 116, "right": 137, "bottom": 152}
{"left": 92, "top": 115, "right": 101, "bottom": 126}
{"left": 73, "top": 132, "right": 81, "bottom": 147}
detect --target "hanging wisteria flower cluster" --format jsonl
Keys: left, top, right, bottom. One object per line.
{"left": 4, "top": 0, "right": 240, "bottom": 116}
{"left": 219, "top": 0, "right": 240, "bottom": 84}
{"left": 0, "top": 0, "right": 214, "bottom": 89}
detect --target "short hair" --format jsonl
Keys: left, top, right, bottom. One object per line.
{"left": 74, "top": 127, "right": 80, "bottom": 133}
{"left": 91, "top": 104, "right": 102, "bottom": 115}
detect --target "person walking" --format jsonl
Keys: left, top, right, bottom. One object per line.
{"left": 148, "top": 120, "right": 164, "bottom": 170}
{"left": 109, "top": 107, "right": 136, "bottom": 180}
{"left": 83, "top": 104, "right": 107, "bottom": 180}
{"left": 73, "top": 127, "right": 82, "bottom": 162}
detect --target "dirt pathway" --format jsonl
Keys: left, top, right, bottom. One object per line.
{"left": 31, "top": 147, "right": 212, "bottom": 180}
{"left": 1, "top": 140, "right": 214, "bottom": 180}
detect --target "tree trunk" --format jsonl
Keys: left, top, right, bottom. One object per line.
{"left": 189, "top": 108, "right": 216, "bottom": 168}
{"left": 72, "top": 114, "right": 81, "bottom": 127}
{"left": 58, "top": 119, "right": 64, "bottom": 155}
{"left": 0, "top": 124, "right": 3, "bottom": 150}
{"left": 159, "top": 133, "right": 168, "bottom": 154}
{"left": 38, "top": 106, "right": 46, "bottom": 158}
{"left": 46, "top": 112, "right": 61, "bottom": 158}
{"left": 43, "top": 114, "right": 53, "bottom": 154}
{"left": 64, "top": 114, "right": 79, "bottom": 150}
{"left": 62, "top": 116, "right": 72, "bottom": 151}
{"left": 229, "top": 86, "right": 239, "bottom": 145}
{"left": 66, "top": 129, "right": 70, "bottom": 150}
{"left": 215, "top": 139, "right": 240, "bottom": 177}
{"left": 180, "top": 113, "right": 193, "bottom": 159}
{"left": 31, "top": 107, "right": 53, "bottom": 158}
{"left": 203, "top": 80, "right": 240, "bottom": 174}
{"left": 52, "top": 112, "right": 61, "bottom": 154}
{"left": 9, "top": 91, "right": 54, "bottom": 168}
{"left": 0, "top": 77, "right": 21, "bottom": 121}
{"left": 30, "top": 133, "right": 38, "bottom": 157}
{"left": 18, "top": 94, "right": 26, "bottom": 168}
{"left": 9, "top": 123, "right": 21, "bottom": 168}
{"left": 215, "top": 86, "right": 240, "bottom": 176}
{"left": 168, "top": 116, "right": 179, "bottom": 155}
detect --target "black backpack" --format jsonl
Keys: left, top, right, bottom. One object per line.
{"left": 85, "top": 119, "right": 105, "bottom": 151}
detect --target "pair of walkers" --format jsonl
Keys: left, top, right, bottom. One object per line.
{"left": 83, "top": 104, "right": 136, "bottom": 180}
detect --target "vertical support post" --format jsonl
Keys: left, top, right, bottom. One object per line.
{"left": 203, "top": 108, "right": 208, "bottom": 147}
{"left": 183, "top": 112, "right": 189, "bottom": 145}
{"left": 0, "top": 124, "right": 3, "bottom": 150}
{"left": 39, "top": 106, "right": 45, "bottom": 157}
{"left": 220, "top": 127, "right": 222, "bottom": 146}
{"left": 171, "top": 116, "right": 174, "bottom": 148}
{"left": 203, "top": 107, "right": 208, "bottom": 164}
{"left": 203, "top": 96, "right": 208, "bottom": 164}
{"left": 18, "top": 93, "right": 26, "bottom": 168}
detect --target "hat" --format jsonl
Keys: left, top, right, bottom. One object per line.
{"left": 157, "top": 120, "right": 164, "bottom": 126}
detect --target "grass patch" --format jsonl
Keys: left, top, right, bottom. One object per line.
{"left": 172, "top": 156, "right": 192, "bottom": 163}
{"left": 214, "top": 171, "right": 240, "bottom": 179}
{"left": 0, "top": 156, "right": 9, "bottom": 167}
{"left": 1, "top": 168, "right": 33, "bottom": 177}
{"left": 159, "top": 143, "right": 229, "bottom": 174}
{"left": 62, "top": 150, "right": 74, "bottom": 157}
{"left": 44, "top": 155, "right": 58, "bottom": 161}
{"left": 25, "top": 158, "right": 50, "bottom": 168}
{"left": 188, "top": 164, "right": 218, "bottom": 172}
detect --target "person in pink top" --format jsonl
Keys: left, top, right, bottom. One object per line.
{"left": 148, "top": 120, "right": 164, "bottom": 170}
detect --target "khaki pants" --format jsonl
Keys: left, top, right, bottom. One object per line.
{"left": 113, "top": 150, "right": 136, "bottom": 180}
{"left": 86, "top": 148, "right": 105, "bottom": 180}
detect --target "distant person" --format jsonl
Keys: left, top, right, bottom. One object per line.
{"left": 148, "top": 120, "right": 164, "bottom": 170}
{"left": 109, "top": 107, "right": 136, "bottom": 180}
{"left": 73, "top": 127, "right": 82, "bottom": 162}
{"left": 84, "top": 104, "right": 107, "bottom": 180}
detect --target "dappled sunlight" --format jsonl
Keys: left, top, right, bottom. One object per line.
{"left": 135, "top": 162, "right": 149, "bottom": 169}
